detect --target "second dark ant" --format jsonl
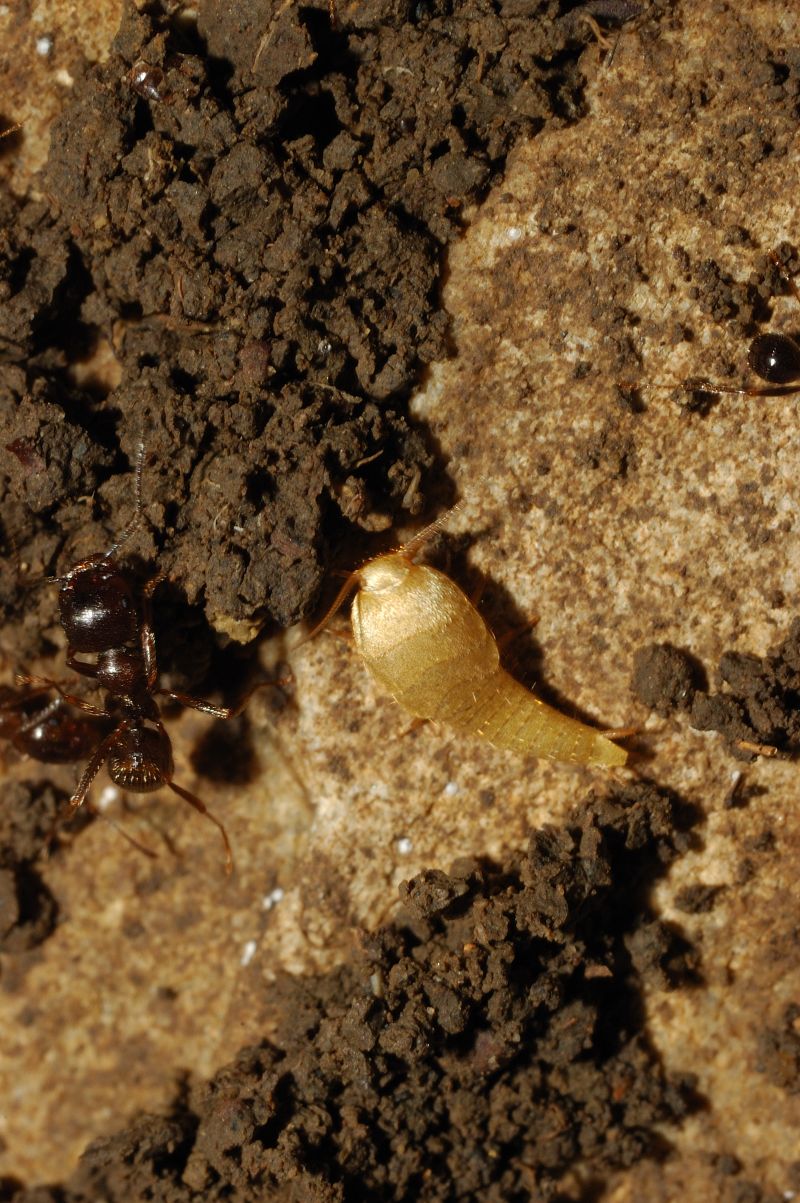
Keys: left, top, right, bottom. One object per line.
{"left": 0, "top": 684, "right": 110, "bottom": 766}
{"left": 622, "top": 247, "right": 800, "bottom": 410}
{"left": 16, "top": 444, "right": 283, "bottom": 873}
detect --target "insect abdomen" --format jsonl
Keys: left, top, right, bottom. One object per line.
{"left": 431, "top": 666, "right": 627, "bottom": 767}
{"left": 352, "top": 556, "right": 627, "bottom": 768}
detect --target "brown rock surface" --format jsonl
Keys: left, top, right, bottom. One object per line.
{"left": 1, "top": 0, "right": 799, "bottom": 1199}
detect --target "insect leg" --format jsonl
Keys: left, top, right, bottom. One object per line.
{"left": 14, "top": 672, "right": 107, "bottom": 717}
{"left": 166, "top": 779, "right": 233, "bottom": 874}
{"left": 155, "top": 675, "right": 289, "bottom": 720}
{"left": 141, "top": 571, "right": 165, "bottom": 689}
{"left": 64, "top": 724, "right": 129, "bottom": 820}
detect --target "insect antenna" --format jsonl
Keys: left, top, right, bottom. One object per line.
{"left": 295, "top": 571, "right": 362, "bottom": 647}
{"left": 396, "top": 500, "right": 465, "bottom": 559}
{"left": 102, "top": 439, "right": 147, "bottom": 560}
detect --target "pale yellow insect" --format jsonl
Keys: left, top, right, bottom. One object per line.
{"left": 311, "top": 512, "right": 628, "bottom": 768}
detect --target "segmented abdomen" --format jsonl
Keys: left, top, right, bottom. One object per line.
{"left": 410, "top": 665, "right": 627, "bottom": 768}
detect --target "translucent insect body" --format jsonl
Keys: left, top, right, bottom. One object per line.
{"left": 316, "top": 517, "right": 628, "bottom": 768}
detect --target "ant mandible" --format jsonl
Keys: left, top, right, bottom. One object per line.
{"left": 18, "top": 444, "right": 278, "bottom": 873}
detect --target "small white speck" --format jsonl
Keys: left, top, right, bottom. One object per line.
{"left": 262, "top": 887, "right": 284, "bottom": 910}
{"left": 36, "top": 35, "right": 53, "bottom": 57}
{"left": 396, "top": 837, "right": 413, "bottom": 855}
{"left": 730, "top": 770, "right": 742, "bottom": 785}
{"left": 783, "top": 1192, "right": 796, "bottom": 1201}
{"left": 55, "top": 67, "right": 74, "bottom": 87}
{"left": 443, "top": 780, "right": 459, "bottom": 797}
{"left": 0, "top": 5, "right": 10, "bottom": 16}
{"left": 96, "top": 784, "right": 122, "bottom": 812}
{"left": 240, "top": 939, "right": 257, "bottom": 967}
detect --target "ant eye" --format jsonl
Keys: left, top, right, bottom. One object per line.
{"left": 748, "top": 332, "right": 800, "bottom": 385}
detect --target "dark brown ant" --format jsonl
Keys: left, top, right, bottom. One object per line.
{"left": 622, "top": 249, "right": 800, "bottom": 409}
{"left": 18, "top": 445, "right": 280, "bottom": 873}
{"left": 128, "top": 61, "right": 166, "bottom": 103}
{"left": 0, "top": 684, "right": 109, "bottom": 765}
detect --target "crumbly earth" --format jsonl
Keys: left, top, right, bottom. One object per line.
{"left": 6, "top": 784, "right": 698, "bottom": 1203}
{"left": 633, "top": 619, "right": 800, "bottom": 758}
{"left": 0, "top": 0, "right": 602, "bottom": 650}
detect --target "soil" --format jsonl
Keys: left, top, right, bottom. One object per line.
{"left": 0, "top": 0, "right": 626, "bottom": 960}
{"left": 3, "top": 0, "right": 796, "bottom": 1194}
{"left": 3, "top": 782, "right": 699, "bottom": 1202}
{"left": 0, "top": 0, "right": 606, "bottom": 653}
{"left": 632, "top": 619, "right": 800, "bottom": 760}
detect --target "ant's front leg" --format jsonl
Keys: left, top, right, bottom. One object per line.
{"left": 156, "top": 673, "right": 291, "bottom": 721}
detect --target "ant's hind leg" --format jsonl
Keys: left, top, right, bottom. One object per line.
{"left": 167, "top": 780, "right": 233, "bottom": 874}
{"left": 43, "top": 724, "right": 127, "bottom": 851}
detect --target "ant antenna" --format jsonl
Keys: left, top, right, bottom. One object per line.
{"left": 103, "top": 440, "right": 146, "bottom": 560}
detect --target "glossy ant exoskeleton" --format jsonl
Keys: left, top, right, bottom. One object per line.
{"left": 17, "top": 445, "right": 280, "bottom": 873}
{"left": 623, "top": 248, "right": 800, "bottom": 409}
{"left": 681, "top": 250, "right": 800, "bottom": 402}
{"left": 0, "top": 684, "right": 109, "bottom": 765}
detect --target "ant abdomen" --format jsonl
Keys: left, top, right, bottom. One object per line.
{"left": 748, "top": 332, "right": 800, "bottom": 385}
{"left": 59, "top": 564, "right": 139, "bottom": 653}
{"left": 1, "top": 691, "right": 107, "bottom": 764}
{"left": 108, "top": 725, "right": 172, "bottom": 792}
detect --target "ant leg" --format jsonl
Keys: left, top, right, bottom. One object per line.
{"left": 619, "top": 378, "right": 800, "bottom": 401}
{"left": 156, "top": 674, "right": 290, "bottom": 721}
{"left": 768, "top": 249, "right": 800, "bottom": 305}
{"left": 82, "top": 796, "right": 158, "bottom": 860}
{"left": 141, "top": 571, "right": 165, "bottom": 689}
{"left": 14, "top": 672, "right": 107, "bottom": 717}
{"left": 63, "top": 725, "right": 127, "bottom": 821}
{"left": 684, "top": 379, "right": 800, "bottom": 399}
{"left": 167, "top": 780, "right": 233, "bottom": 874}
{"left": 66, "top": 652, "right": 100, "bottom": 681}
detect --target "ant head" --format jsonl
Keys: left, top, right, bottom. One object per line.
{"left": 59, "top": 563, "right": 139, "bottom": 653}
{"left": 108, "top": 723, "right": 172, "bottom": 792}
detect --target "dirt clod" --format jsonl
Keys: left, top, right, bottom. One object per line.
{"left": 634, "top": 620, "right": 800, "bottom": 759}
{"left": 0, "top": 0, "right": 597, "bottom": 653}
{"left": 9, "top": 781, "right": 697, "bottom": 1202}
{"left": 632, "top": 642, "right": 703, "bottom": 715}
